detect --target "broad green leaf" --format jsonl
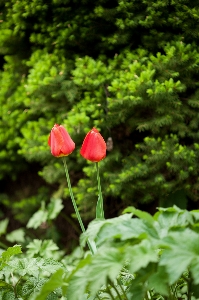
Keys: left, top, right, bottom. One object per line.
{"left": 88, "top": 248, "right": 124, "bottom": 295}
{"left": 126, "top": 283, "right": 145, "bottom": 300}
{"left": 159, "top": 229, "right": 199, "bottom": 284}
{"left": 125, "top": 240, "right": 158, "bottom": 274}
{"left": 81, "top": 213, "right": 158, "bottom": 248}
{"left": 0, "top": 219, "right": 9, "bottom": 236}
{"left": 148, "top": 265, "right": 169, "bottom": 296}
{"left": 30, "top": 269, "right": 64, "bottom": 300}
{"left": 95, "top": 218, "right": 157, "bottom": 246}
{"left": 190, "top": 256, "right": 199, "bottom": 284}
{"left": 27, "top": 210, "right": 48, "bottom": 229}
{"left": 123, "top": 207, "right": 154, "bottom": 223}
{"left": 155, "top": 208, "right": 194, "bottom": 238}
{"left": 66, "top": 255, "right": 93, "bottom": 300}
{"left": 47, "top": 198, "right": 64, "bottom": 220}
{"left": 82, "top": 214, "right": 132, "bottom": 243}
{"left": 6, "top": 228, "right": 25, "bottom": 243}
{"left": 190, "top": 209, "right": 199, "bottom": 221}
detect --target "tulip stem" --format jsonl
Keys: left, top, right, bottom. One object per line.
{"left": 95, "top": 162, "right": 105, "bottom": 220}
{"left": 62, "top": 158, "right": 96, "bottom": 255}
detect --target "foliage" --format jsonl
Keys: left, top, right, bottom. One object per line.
{"left": 1, "top": 0, "right": 199, "bottom": 247}
{"left": 0, "top": 206, "right": 199, "bottom": 299}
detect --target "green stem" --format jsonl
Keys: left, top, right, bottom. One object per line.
{"left": 108, "top": 278, "right": 123, "bottom": 300}
{"left": 63, "top": 158, "right": 96, "bottom": 254}
{"left": 106, "top": 285, "right": 115, "bottom": 300}
{"left": 117, "top": 279, "right": 128, "bottom": 300}
{"left": 95, "top": 162, "right": 104, "bottom": 219}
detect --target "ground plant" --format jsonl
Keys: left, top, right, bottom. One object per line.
{"left": 1, "top": 126, "right": 199, "bottom": 299}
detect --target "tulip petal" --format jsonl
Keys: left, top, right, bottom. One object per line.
{"left": 48, "top": 124, "right": 75, "bottom": 157}
{"left": 50, "top": 126, "right": 63, "bottom": 156}
{"left": 80, "top": 128, "right": 106, "bottom": 162}
{"left": 59, "top": 125, "right": 75, "bottom": 155}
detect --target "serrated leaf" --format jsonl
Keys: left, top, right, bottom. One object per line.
{"left": 80, "top": 214, "right": 154, "bottom": 246}
{"left": 26, "top": 240, "right": 42, "bottom": 257}
{"left": 21, "top": 277, "right": 46, "bottom": 298}
{"left": 27, "top": 210, "right": 48, "bottom": 229}
{"left": 7, "top": 258, "right": 40, "bottom": 277}
{"left": 160, "top": 229, "right": 199, "bottom": 284}
{"left": 40, "top": 240, "right": 59, "bottom": 258}
{"left": 47, "top": 198, "right": 64, "bottom": 220}
{"left": 26, "top": 240, "right": 59, "bottom": 259}
{"left": 125, "top": 240, "right": 158, "bottom": 274}
{"left": 6, "top": 228, "right": 25, "bottom": 243}
{"left": 88, "top": 248, "right": 124, "bottom": 295}
{"left": 82, "top": 215, "right": 158, "bottom": 248}
{"left": 0, "top": 245, "right": 22, "bottom": 270}
{"left": 67, "top": 248, "right": 124, "bottom": 299}
{"left": 38, "top": 258, "right": 63, "bottom": 274}
{"left": 2, "top": 290, "right": 15, "bottom": 300}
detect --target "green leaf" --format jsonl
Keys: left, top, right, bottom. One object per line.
{"left": 148, "top": 265, "right": 169, "bottom": 296}
{"left": 123, "top": 207, "right": 154, "bottom": 223}
{"left": 30, "top": 269, "right": 64, "bottom": 300}
{"left": 27, "top": 209, "right": 48, "bottom": 229}
{"left": 40, "top": 240, "right": 59, "bottom": 258}
{"left": 0, "top": 219, "right": 9, "bottom": 236}
{"left": 7, "top": 258, "right": 40, "bottom": 277}
{"left": 159, "top": 229, "right": 199, "bottom": 284}
{"left": 81, "top": 213, "right": 152, "bottom": 248}
{"left": 82, "top": 214, "right": 158, "bottom": 248}
{"left": 6, "top": 257, "right": 62, "bottom": 278}
{"left": 26, "top": 240, "right": 42, "bottom": 257}
{"left": 67, "top": 248, "right": 124, "bottom": 300}
{"left": 66, "top": 255, "right": 93, "bottom": 300}
{"left": 0, "top": 245, "right": 22, "bottom": 270}
{"left": 6, "top": 228, "right": 25, "bottom": 243}
{"left": 1, "top": 290, "right": 16, "bottom": 300}
{"left": 127, "top": 283, "right": 145, "bottom": 300}
{"left": 125, "top": 240, "right": 158, "bottom": 274}
{"left": 88, "top": 248, "right": 124, "bottom": 295}
{"left": 21, "top": 277, "right": 46, "bottom": 298}
{"left": 47, "top": 198, "right": 64, "bottom": 220}
{"left": 26, "top": 239, "right": 59, "bottom": 258}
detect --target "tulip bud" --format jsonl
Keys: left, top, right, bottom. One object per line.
{"left": 48, "top": 124, "right": 75, "bottom": 157}
{"left": 80, "top": 128, "right": 106, "bottom": 162}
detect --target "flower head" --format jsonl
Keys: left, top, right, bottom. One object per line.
{"left": 48, "top": 124, "right": 75, "bottom": 157}
{"left": 80, "top": 128, "right": 106, "bottom": 162}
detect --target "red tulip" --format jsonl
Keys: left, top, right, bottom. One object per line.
{"left": 80, "top": 128, "right": 106, "bottom": 162}
{"left": 48, "top": 124, "right": 75, "bottom": 157}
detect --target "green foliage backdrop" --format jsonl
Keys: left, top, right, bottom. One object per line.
{"left": 1, "top": 0, "right": 199, "bottom": 242}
